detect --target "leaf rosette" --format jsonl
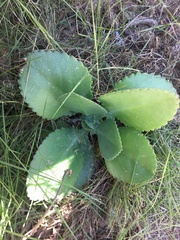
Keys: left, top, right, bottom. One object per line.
{"left": 19, "top": 52, "right": 179, "bottom": 201}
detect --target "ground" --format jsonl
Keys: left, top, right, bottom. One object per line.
{"left": 0, "top": 0, "right": 179, "bottom": 239}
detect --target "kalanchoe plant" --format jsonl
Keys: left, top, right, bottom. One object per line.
{"left": 18, "top": 50, "right": 179, "bottom": 201}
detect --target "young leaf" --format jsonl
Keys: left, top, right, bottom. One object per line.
{"left": 81, "top": 115, "right": 101, "bottom": 133}
{"left": 83, "top": 115, "right": 100, "bottom": 130}
{"left": 99, "top": 89, "right": 179, "bottom": 131}
{"left": 116, "top": 72, "right": 177, "bottom": 93}
{"left": 26, "top": 128, "right": 94, "bottom": 201}
{"left": 97, "top": 119, "right": 122, "bottom": 161}
{"left": 105, "top": 127, "right": 157, "bottom": 184}
{"left": 19, "top": 50, "right": 93, "bottom": 119}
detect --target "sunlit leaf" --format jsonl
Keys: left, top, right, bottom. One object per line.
{"left": 99, "top": 89, "right": 179, "bottom": 131}
{"left": 19, "top": 50, "right": 92, "bottom": 119}
{"left": 116, "top": 72, "right": 177, "bottom": 93}
{"left": 26, "top": 128, "right": 94, "bottom": 201}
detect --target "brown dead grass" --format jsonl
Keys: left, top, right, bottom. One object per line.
{"left": 52, "top": 0, "right": 180, "bottom": 94}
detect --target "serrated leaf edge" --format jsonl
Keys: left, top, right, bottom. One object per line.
{"left": 18, "top": 50, "right": 94, "bottom": 120}
{"left": 26, "top": 128, "right": 85, "bottom": 201}
{"left": 115, "top": 72, "right": 177, "bottom": 94}
{"left": 106, "top": 127, "right": 157, "bottom": 183}
{"left": 97, "top": 119, "right": 123, "bottom": 161}
{"left": 99, "top": 88, "right": 179, "bottom": 131}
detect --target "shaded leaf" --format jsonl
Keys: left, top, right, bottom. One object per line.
{"left": 60, "top": 92, "right": 107, "bottom": 118}
{"left": 105, "top": 127, "right": 157, "bottom": 183}
{"left": 81, "top": 115, "right": 101, "bottom": 133}
{"left": 97, "top": 119, "right": 122, "bottom": 161}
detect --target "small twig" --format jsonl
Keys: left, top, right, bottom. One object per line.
{"left": 124, "top": 16, "right": 158, "bottom": 36}
{"left": 23, "top": 169, "right": 72, "bottom": 239}
{"left": 115, "top": 17, "right": 158, "bottom": 46}
{"left": 127, "top": 17, "right": 158, "bottom": 28}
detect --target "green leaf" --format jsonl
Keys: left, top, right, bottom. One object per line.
{"left": 116, "top": 72, "right": 177, "bottom": 93}
{"left": 59, "top": 92, "right": 107, "bottom": 118}
{"left": 26, "top": 128, "right": 94, "bottom": 201}
{"left": 19, "top": 50, "right": 92, "bottom": 119}
{"left": 83, "top": 115, "right": 100, "bottom": 130}
{"left": 74, "top": 139, "right": 95, "bottom": 189}
{"left": 99, "top": 89, "right": 179, "bottom": 131}
{"left": 105, "top": 127, "right": 157, "bottom": 184}
{"left": 97, "top": 119, "right": 122, "bottom": 161}
{"left": 81, "top": 115, "right": 101, "bottom": 133}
